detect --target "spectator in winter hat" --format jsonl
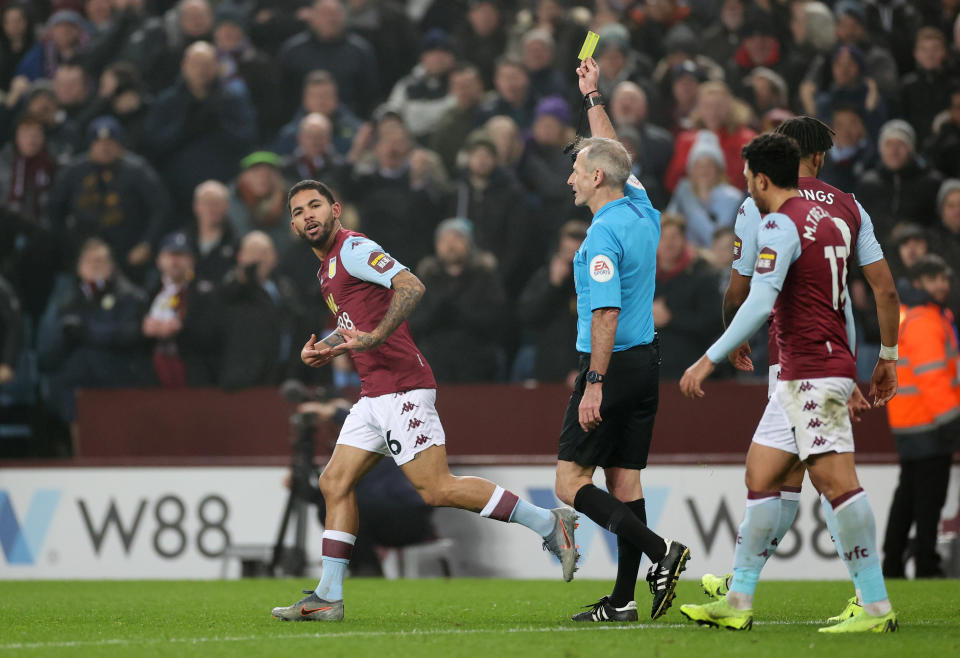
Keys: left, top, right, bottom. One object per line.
{"left": 933, "top": 179, "right": 960, "bottom": 275}
{"left": 856, "top": 119, "right": 943, "bottom": 240}
{"left": 408, "top": 216, "right": 508, "bottom": 383}
{"left": 14, "top": 9, "right": 88, "bottom": 81}
{"left": 830, "top": 0, "right": 898, "bottom": 96}
{"left": 666, "top": 130, "right": 744, "bottom": 248}
{"left": 900, "top": 27, "right": 953, "bottom": 145}
{"left": 521, "top": 27, "right": 568, "bottom": 101}
{"left": 809, "top": 44, "right": 888, "bottom": 141}
{"left": 820, "top": 104, "right": 876, "bottom": 191}
{"left": 519, "top": 95, "right": 577, "bottom": 234}
{"left": 383, "top": 28, "right": 457, "bottom": 140}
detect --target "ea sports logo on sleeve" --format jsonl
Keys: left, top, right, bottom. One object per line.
{"left": 589, "top": 255, "right": 615, "bottom": 282}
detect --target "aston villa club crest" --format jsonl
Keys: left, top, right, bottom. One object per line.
{"left": 329, "top": 256, "right": 337, "bottom": 279}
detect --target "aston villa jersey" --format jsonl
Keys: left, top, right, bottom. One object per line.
{"left": 317, "top": 228, "right": 436, "bottom": 397}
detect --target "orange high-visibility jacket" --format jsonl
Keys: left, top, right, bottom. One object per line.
{"left": 887, "top": 302, "right": 960, "bottom": 434}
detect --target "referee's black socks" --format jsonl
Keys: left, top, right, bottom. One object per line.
{"left": 573, "top": 484, "right": 667, "bottom": 565}
{"left": 610, "top": 498, "right": 647, "bottom": 607}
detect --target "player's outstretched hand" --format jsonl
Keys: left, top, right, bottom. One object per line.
{"left": 576, "top": 57, "right": 600, "bottom": 96}
{"left": 847, "top": 384, "right": 871, "bottom": 422}
{"left": 680, "top": 355, "right": 715, "bottom": 399}
{"left": 300, "top": 333, "right": 341, "bottom": 368}
{"left": 338, "top": 326, "right": 381, "bottom": 353}
{"left": 728, "top": 342, "right": 754, "bottom": 372}
{"left": 869, "top": 358, "right": 898, "bottom": 406}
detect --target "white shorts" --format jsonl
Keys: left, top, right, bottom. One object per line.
{"left": 336, "top": 388, "right": 446, "bottom": 465}
{"left": 776, "top": 377, "right": 855, "bottom": 462}
{"left": 751, "top": 392, "right": 796, "bottom": 454}
{"left": 767, "top": 363, "right": 781, "bottom": 399}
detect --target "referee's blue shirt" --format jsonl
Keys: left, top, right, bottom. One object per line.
{"left": 574, "top": 176, "right": 660, "bottom": 354}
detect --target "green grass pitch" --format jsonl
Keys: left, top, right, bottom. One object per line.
{"left": 1, "top": 579, "right": 958, "bottom": 657}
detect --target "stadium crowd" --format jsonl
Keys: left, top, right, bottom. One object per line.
{"left": 1, "top": 0, "right": 960, "bottom": 446}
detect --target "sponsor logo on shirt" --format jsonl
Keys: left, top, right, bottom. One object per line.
{"left": 733, "top": 236, "right": 742, "bottom": 260}
{"left": 328, "top": 256, "right": 337, "bottom": 279}
{"left": 368, "top": 251, "right": 395, "bottom": 273}
{"left": 755, "top": 247, "right": 777, "bottom": 273}
{"left": 325, "top": 293, "right": 338, "bottom": 314}
{"left": 589, "top": 255, "right": 615, "bottom": 283}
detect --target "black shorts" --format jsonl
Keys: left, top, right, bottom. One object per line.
{"left": 557, "top": 338, "right": 660, "bottom": 470}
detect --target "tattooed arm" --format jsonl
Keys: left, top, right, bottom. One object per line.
{"left": 343, "top": 270, "right": 426, "bottom": 352}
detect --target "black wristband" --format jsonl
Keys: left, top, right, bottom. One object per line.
{"left": 584, "top": 93, "right": 606, "bottom": 109}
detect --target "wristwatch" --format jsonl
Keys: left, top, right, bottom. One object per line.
{"left": 585, "top": 370, "right": 605, "bottom": 384}
{"left": 584, "top": 93, "right": 606, "bottom": 110}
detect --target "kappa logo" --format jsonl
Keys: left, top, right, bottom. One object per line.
{"left": 798, "top": 381, "right": 815, "bottom": 392}
{"left": 400, "top": 402, "right": 418, "bottom": 414}
{"left": 812, "top": 436, "right": 828, "bottom": 447}
{"left": 803, "top": 401, "right": 819, "bottom": 411}
{"left": 589, "top": 255, "right": 615, "bottom": 283}
{"left": 414, "top": 434, "right": 430, "bottom": 447}
{"left": 757, "top": 548, "right": 770, "bottom": 558}
{"left": 0, "top": 490, "right": 61, "bottom": 565}
{"left": 738, "top": 206, "right": 746, "bottom": 216}
{"left": 764, "top": 219, "right": 778, "bottom": 230}
{"left": 807, "top": 418, "right": 824, "bottom": 429}
{"left": 407, "top": 418, "right": 423, "bottom": 431}
{"left": 755, "top": 246, "right": 777, "bottom": 273}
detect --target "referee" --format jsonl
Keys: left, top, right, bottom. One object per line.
{"left": 555, "top": 57, "right": 690, "bottom": 623}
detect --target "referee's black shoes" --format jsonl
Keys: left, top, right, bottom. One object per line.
{"left": 571, "top": 596, "right": 639, "bottom": 622}
{"left": 647, "top": 540, "right": 691, "bottom": 620}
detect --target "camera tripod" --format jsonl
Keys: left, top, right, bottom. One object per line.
{"left": 269, "top": 411, "right": 320, "bottom": 576}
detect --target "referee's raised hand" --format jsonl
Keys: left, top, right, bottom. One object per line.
{"left": 575, "top": 57, "right": 600, "bottom": 96}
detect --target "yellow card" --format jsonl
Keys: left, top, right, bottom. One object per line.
{"left": 577, "top": 31, "right": 600, "bottom": 61}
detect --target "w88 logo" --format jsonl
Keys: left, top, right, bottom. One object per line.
{"left": 337, "top": 312, "right": 356, "bottom": 331}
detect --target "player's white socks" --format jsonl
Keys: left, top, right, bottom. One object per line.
{"left": 820, "top": 493, "right": 863, "bottom": 605}
{"left": 315, "top": 530, "right": 355, "bottom": 602}
{"left": 772, "top": 486, "right": 801, "bottom": 552}
{"left": 727, "top": 492, "right": 781, "bottom": 610}
{"left": 480, "top": 486, "right": 554, "bottom": 536}
{"left": 830, "top": 488, "right": 891, "bottom": 616}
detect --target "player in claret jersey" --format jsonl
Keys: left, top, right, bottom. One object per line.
{"left": 679, "top": 134, "right": 899, "bottom": 633}
{"left": 271, "top": 180, "right": 579, "bottom": 622}
{"left": 695, "top": 117, "right": 901, "bottom": 623}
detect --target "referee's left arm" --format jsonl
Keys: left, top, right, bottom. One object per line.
{"left": 589, "top": 308, "right": 620, "bottom": 377}
{"left": 580, "top": 307, "right": 619, "bottom": 431}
